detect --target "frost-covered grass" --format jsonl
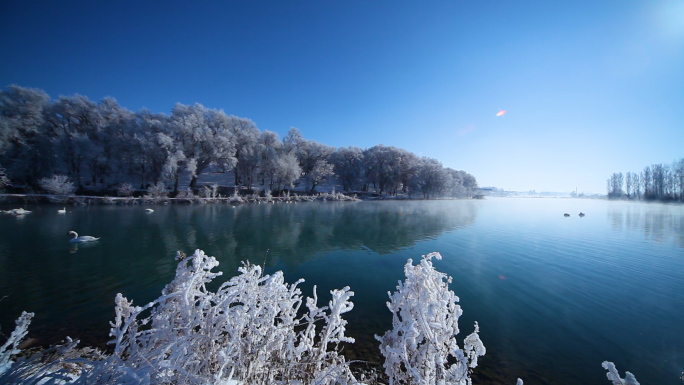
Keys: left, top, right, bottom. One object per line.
{"left": 0, "top": 250, "right": 640, "bottom": 384}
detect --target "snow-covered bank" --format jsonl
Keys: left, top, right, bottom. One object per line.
{"left": 0, "top": 190, "right": 360, "bottom": 206}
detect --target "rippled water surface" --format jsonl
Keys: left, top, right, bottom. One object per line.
{"left": 1, "top": 198, "right": 682, "bottom": 384}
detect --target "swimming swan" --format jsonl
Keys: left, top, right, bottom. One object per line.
{"left": 3, "top": 208, "right": 32, "bottom": 215}
{"left": 58, "top": 207, "right": 66, "bottom": 214}
{"left": 68, "top": 231, "right": 100, "bottom": 243}
{"left": 145, "top": 208, "right": 154, "bottom": 213}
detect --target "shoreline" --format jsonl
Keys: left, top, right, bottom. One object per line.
{"left": 0, "top": 192, "right": 360, "bottom": 206}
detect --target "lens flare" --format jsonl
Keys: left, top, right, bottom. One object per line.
{"left": 496, "top": 110, "right": 506, "bottom": 117}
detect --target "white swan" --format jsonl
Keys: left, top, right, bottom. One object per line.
{"left": 68, "top": 231, "right": 100, "bottom": 243}
{"left": 58, "top": 207, "right": 66, "bottom": 214}
{"left": 6, "top": 208, "right": 32, "bottom": 215}
{"left": 145, "top": 208, "right": 154, "bottom": 213}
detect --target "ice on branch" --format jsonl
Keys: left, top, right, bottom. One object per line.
{"left": 0, "top": 311, "right": 34, "bottom": 376}
{"left": 602, "top": 361, "right": 640, "bottom": 385}
{"left": 99, "top": 249, "right": 358, "bottom": 384}
{"left": 375, "top": 252, "right": 486, "bottom": 385}
{"left": 0, "top": 250, "right": 357, "bottom": 384}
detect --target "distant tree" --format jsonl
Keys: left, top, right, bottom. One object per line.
{"left": 0, "top": 166, "right": 10, "bottom": 192}
{"left": 411, "top": 157, "right": 449, "bottom": 199}
{"left": 641, "top": 166, "right": 652, "bottom": 199}
{"left": 673, "top": 158, "right": 684, "bottom": 200}
{"left": 39, "top": 174, "right": 76, "bottom": 196}
{"left": 608, "top": 172, "right": 624, "bottom": 198}
{"left": 43, "top": 94, "right": 104, "bottom": 188}
{"left": 283, "top": 127, "right": 304, "bottom": 156}
{"left": 649, "top": 163, "right": 671, "bottom": 200}
{"left": 117, "top": 182, "right": 134, "bottom": 197}
{"left": 308, "top": 159, "right": 334, "bottom": 193}
{"left": 170, "top": 103, "right": 237, "bottom": 190}
{"left": 130, "top": 109, "right": 173, "bottom": 188}
{"left": 625, "top": 172, "right": 633, "bottom": 198}
{"left": 397, "top": 150, "right": 420, "bottom": 195}
{"left": 445, "top": 169, "right": 478, "bottom": 198}
{"left": 630, "top": 172, "right": 641, "bottom": 199}
{"left": 272, "top": 151, "right": 301, "bottom": 191}
{"left": 227, "top": 116, "right": 260, "bottom": 187}
{"left": 331, "top": 146, "right": 364, "bottom": 191}
{"left": 363, "top": 145, "right": 393, "bottom": 194}
{"left": 257, "top": 130, "right": 282, "bottom": 189}
{"left": 89, "top": 97, "right": 135, "bottom": 186}
{"left": 0, "top": 85, "right": 51, "bottom": 185}
{"left": 298, "top": 140, "right": 335, "bottom": 179}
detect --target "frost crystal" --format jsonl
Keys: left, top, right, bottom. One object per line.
{"left": 0, "top": 311, "right": 34, "bottom": 376}
{"left": 602, "top": 361, "right": 640, "bottom": 385}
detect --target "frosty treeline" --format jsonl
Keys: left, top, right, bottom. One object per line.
{"left": 607, "top": 158, "right": 684, "bottom": 201}
{"left": 0, "top": 85, "right": 477, "bottom": 199}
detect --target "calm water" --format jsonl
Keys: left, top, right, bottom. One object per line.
{"left": 0, "top": 198, "right": 682, "bottom": 384}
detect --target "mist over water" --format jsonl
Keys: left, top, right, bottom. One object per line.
{"left": 0, "top": 198, "right": 682, "bottom": 384}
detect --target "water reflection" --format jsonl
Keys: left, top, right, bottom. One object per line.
{"left": 608, "top": 202, "right": 684, "bottom": 247}
{"left": 0, "top": 200, "right": 478, "bottom": 349}
{"left": 69, "top": 241, "right": 101, "bottom": 254}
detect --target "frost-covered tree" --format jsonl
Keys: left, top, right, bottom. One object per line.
{"left": 363, "top": 145, "right": 408, "bottom": 195}
{"left": 331, "top": 146, "right": 364, "bottom": 191}
{"left": 625, "top": 172, "right": 633, "bottom": 198}
{"left": 630, "top": 172, "right": 641, "bottom": 199}
{"left": 272, "top": 150, "right": 302, "bottom": 191}
{"left": 170, "top": 103, "right": 237, "bottom": 190}
{"left": 257, "top": 130, "right": 281, "bottom": 189}
{"left": 145, "top": 181, "right": 168, "bottom": 202}
{"left": 89, "top": 97, "right": 135, "bottom": 185}
{"left": 116, "top": 182, "right": 134, "bottom": 197}
{"left": 297, "top": 139, "right": 335, "bottom": 180}
{"left": 410, "top": 157, "right": 449, "bottom": 199}
{"left": 376, "top": 252, "right": 486, "bottom": 385}
{"left": 396, "top": 150, "right": 420, "bottom": 195}
{"left": 227, "top": 115, "right": 261, "bottom": 187}
{"left": 130, "top": 109, "right": 173, "bottom": 187}
{"left": 43, "top": 95, "right": 104, "bottom": 187}
{"left": 0, "top": 85, "right": 51, "bottom": 184}
{"left": 0, "top": 166, "right": 10, "bottom": 193}
{"left": 308, "top": 159, "right": 335, "bottom": 192}
{"left": 608, "top": 172, "right": 624, "bottom": 198}
{"left": 641, "top": 166, "right": 652, "bottom": 198}
{"left": 674, "top": 158, "right": 684, "bottom": 200}
{"left": 443, "top": 169, "right": 478, "bottom": 198}
{"left": 283, "top": 127, "right": 305, "bottom": 156}
{"left": 39, "top": 174, "right": 76, "bottom": 196}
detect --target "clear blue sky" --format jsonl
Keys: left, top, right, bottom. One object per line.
{"left": 2, "top": 0, "right": 683, "bottom": 194}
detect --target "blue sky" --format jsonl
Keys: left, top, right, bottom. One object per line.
{"left": 2, "top": 0, "right": 683, "bottom": 193}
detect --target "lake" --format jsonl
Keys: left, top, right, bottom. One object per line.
{"left": 0, "top": 198, "right": 682, "bottom": 384}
